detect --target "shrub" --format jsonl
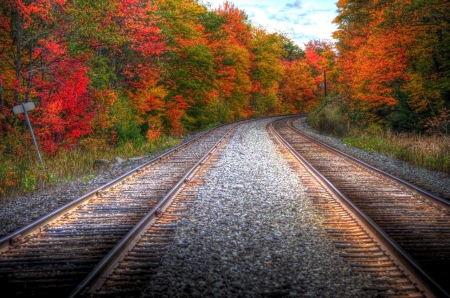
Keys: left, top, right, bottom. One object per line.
{"left": 307, "top": 99, "right": 349, "bottom": 137}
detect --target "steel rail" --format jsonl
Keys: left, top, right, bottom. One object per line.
{"left": 286, "top": 117, "right": 450, "bottom": 209}
{"left": 0, "top": 124, "right": 220, "bottom": 252}
{"left": 68, "top": 122, "right": 237, "bottom": 297}
{"left": 268, "top": 117, "right": 449, "bottom": 298}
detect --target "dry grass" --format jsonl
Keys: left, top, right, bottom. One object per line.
{"left": 343, "top": 128, "right": 450, "bottom": 174}
{"left": 307, "top": 101, "right": 450, "bottom": 174}
{"left": 385, "top": 131, "right": 450, "bottom": 171}
{"left": 0, "top": 135, "right": 181, "bottom": 202}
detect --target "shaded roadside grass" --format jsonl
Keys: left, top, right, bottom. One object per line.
{"left": 0, "top": 135, "right": 181, "bottom": 203}
{"left": 307, "top": 102, "right": 450, "bottom": 174}
{"left": 342, "top": 131, "right": 450, "bottom": 174}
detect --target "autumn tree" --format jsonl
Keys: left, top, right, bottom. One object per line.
{"left": 392, "top": 0, "right": 450, "bottom": 130}
{"left": 211, "top": 1, "right": 253, "bottom": 122}
{"left": 333, "top": 0, "right": 450, "bottom": 130}
{"left": 0, "top": 0, "right": 95, "bottom": 154}
{"left": 333, "top": 1, "right": 409, "bottom": 124}
{"left": 279, "top": 60, "right": 318, "bottom": 113}
{"left": 65, "top": 0, "right": 167, "bottom": 145}
{"left": 250, "top": 28, "right": 286, "bottom": 116}
{"left": 304, "top": 39, "right": 337, "bottom": 99}
{"left": 154, "top": 0, "right": 218, "bottom": 132}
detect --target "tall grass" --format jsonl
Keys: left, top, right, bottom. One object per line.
{"left": 306, "top": 98, "right": 355, "bottom": 137}
{"left": 0, "top": 135, "right": 181, "bottom": 203}
{"left": 307, "top": 99, "right": 450, "bottom": 174}
{"left": 343, "top": 129, "right": 450, "bottom": 173}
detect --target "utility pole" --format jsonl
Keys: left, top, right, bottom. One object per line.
{"left": 324, "top": 70, "right": 327, "bottom": 97}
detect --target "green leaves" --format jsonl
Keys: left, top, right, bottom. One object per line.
{"left": 87, "top": 56, "right": 117, "bottom": 89}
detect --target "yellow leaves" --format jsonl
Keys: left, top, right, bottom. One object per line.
{"left": 130, "top": 85, "right": 167, "bottom": 116}
{"left": 149, "top": 85, "right": 169, "bottom": 101}
{"left": 251, "top": 29, "right": 285, "bottom": 89}
{"left": 402, "top": 72, "right": 441, "bottom": 113}
{"left": 157, "top": 0, "right": 207, "bottom": 43}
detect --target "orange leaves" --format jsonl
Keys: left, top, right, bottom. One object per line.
{"left": 0, "top": 9, "right": 11, "bottom": 31}
{"left": 15, "top": 0, "right": 53, "bottom": 27}
{"left": 349, "top": 25, "right": 411, "bottom": 107}
{"left": 39, "top": 39, "right": 67, "bottom": 59}
{"left": 166, "top": 97, "right": 187, "bottom": 135}
{"left": 305, "top": 41, "right": 325, "bottom": 71}
{"left": 334, "top": 0, "right": 415, "bottom": 110}
{"left": 172, "top": 94, "right": 190, "bottom": 110}
{"left": 121, "top": 1, "right": 165, "bottom": 57}
{"left": 5, "top": 166, "right": 19, "bottom": 187}
{"left": 215, "top": 1, "right": 251, "bottom": 47}
{"left": 332, "top": 0, "right": 450, "bottom": 132}
{"left": 279, "top": 60, "right": 318, "bottom": 113}
{"left": 131, "top": 26, "right": 165, "bottom": 56}
{"left": 304, "top": 40, "right": 337, "bottom": 90}
{"left": 207, "top": 3, "right": 253, "bottom": 122}
{"left": 146, "top": 127, "right": 161, "bottom": 142}
{"left": 0, "top": 0, "right": 97, "bottom": 154}
{"left": 90, "top": 89, "right": 118, "bottom": 133}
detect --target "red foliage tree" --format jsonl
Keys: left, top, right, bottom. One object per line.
{"left": 0, "top": 0, "right": 94, "bottom": 153}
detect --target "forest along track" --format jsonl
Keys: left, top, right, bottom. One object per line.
{"left": 0, "top": 121, "right": 239, "bottom": 298}
{"left": 270, "top": 116, "right": 450, "bottom": 298}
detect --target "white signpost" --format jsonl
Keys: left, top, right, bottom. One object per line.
{"left": 13, "top": 102, "right": 44, "bottom": 167}
{"left": 13, "top": 102, "right": 35, "bottom": 115}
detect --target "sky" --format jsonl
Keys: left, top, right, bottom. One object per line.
{"left": 202, "top": 0, "right": 338, "bottom": 48}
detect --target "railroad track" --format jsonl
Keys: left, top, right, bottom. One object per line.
{"left": 270, "top": 116, "right": 450, "bottom": 298}
{"left": 0, "top": 122, "right": 238, "bottom": 297}
{"left": 79, "top": 155, "right": 219, "bottom": 297}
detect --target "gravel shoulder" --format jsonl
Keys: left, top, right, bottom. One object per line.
{"left": 293, "top": 118, "right": 450, "bottom": 200}
{"left": 141, "top": 118, "right": 376, "bottom": 297}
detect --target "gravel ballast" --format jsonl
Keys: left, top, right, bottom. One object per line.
{"left": 142, "top": 119, "right": 375, "bottom": 297}
{"left": 293, "top": 118, "right": 450, "bottom": 200}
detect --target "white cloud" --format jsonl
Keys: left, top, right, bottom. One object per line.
{"left": 201, "top": 0, "right": 337, "bottom": 47}
{"left": 285, "top": 0, "right": 303, "bottom": 9}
